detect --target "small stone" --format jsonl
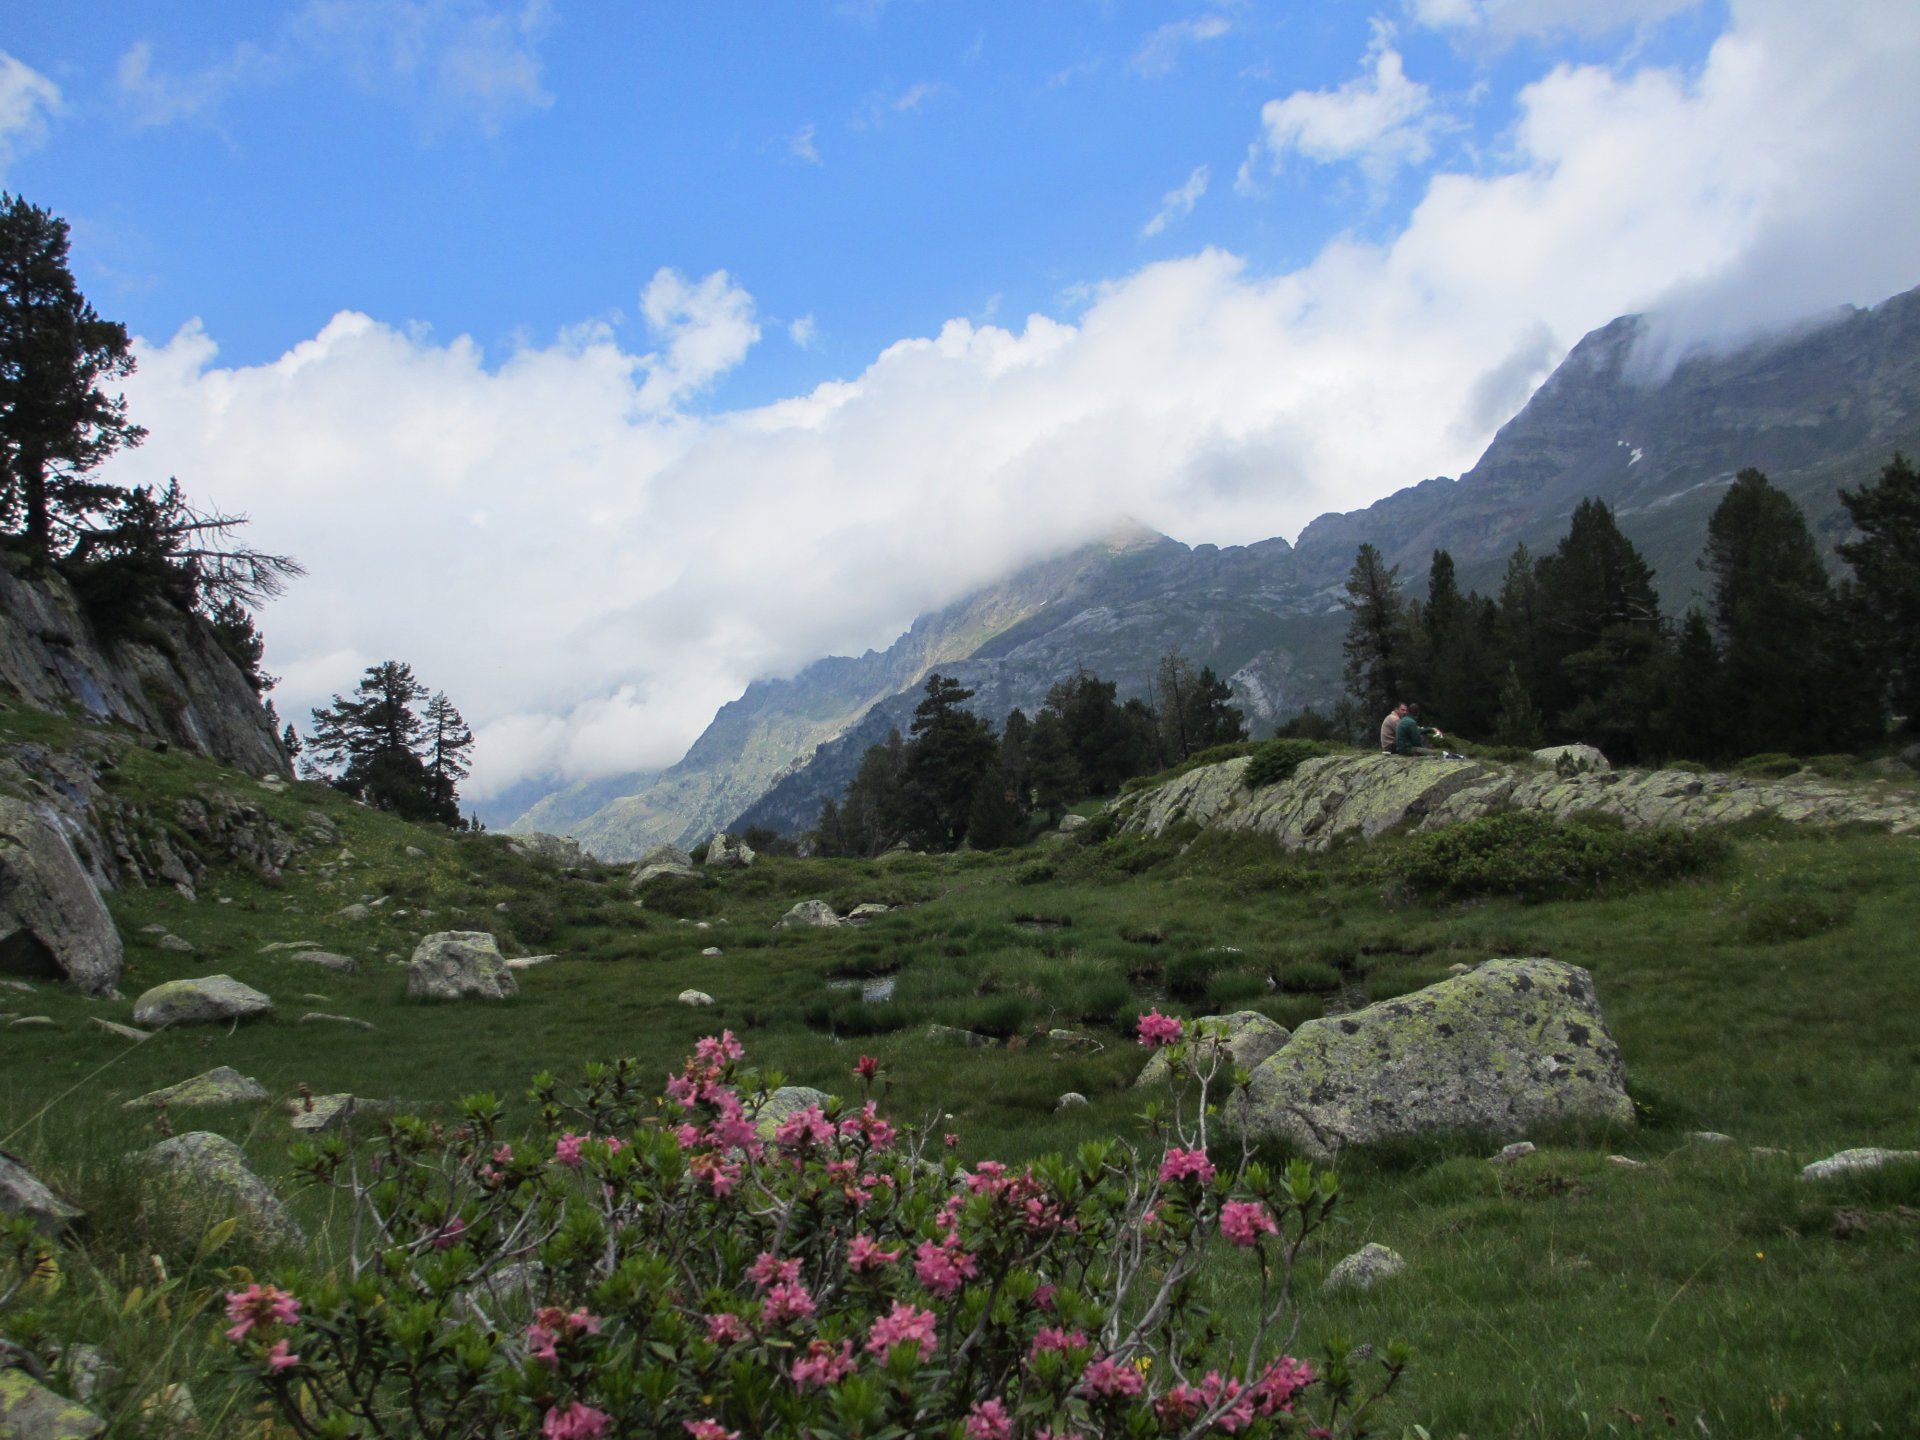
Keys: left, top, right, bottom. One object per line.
{"left": 140, "top": 924, "right": 168, "bottom": 935}
{"left": 847, "top": 903, "right": 892, "bottom": 921}
{"left": 495, "top": 902, "right": 510, "bottom": 912}
{"left": 1750, "top": 1146, "right": 1791, "bottom": 1158}
{"left": 258, "top": 940, "right": 321, "bottom": 953}
{"left": 157, "top": 934, "right": 195, "bottom": 952}
{"left": 1800, "top": 1147, "right": 1920, "bottom": 1181}
{"left": 88, "top": 1017, "right": 150, "bottom": 1042}
{"left": 1491, "top": 1141, "right": 1536, "bottom": 1163}
{"left": 775, "top": 900, "right": 843, "bottom": 929}
{"left": 926, "top": 1023, "right": 997, "bottom": 1048}
{"left": 1056, "top": 1092, "right": 1089, "bottom": 1111}
{"left": 1689, "top": 1131, "right": 1735, "bottom": 1144}
{"left": 1047, "top": 1029, "right": 1096, "bottom": 1050}
{"left": 506, "top": 954, "right": 556, "bottom": 970}
{"left": 9, "top": 1015, "right": 53, "bottom": 1027}
{"left": 404, "top": 846, "right": 425, "bottom": 858}
{"left": 701, "top": 946, "right": 723, "bottom": 957}
{"left": 299, "top": 1013, "right": 376, "bottom": 1031}
{"left": 1324, "top": 1242, "right": 1406, "bottom": 1293}
{"left": 1448, "top": 963, "right": 1472, "bottom": 975}
{"left": 695, "top": 921, "right": 710, "bottom": 930}
{"left": 286, "top": 950, "right": 357, "bottom": 974}
{"left": 678, "top": 990, "right": 715, "bottom": 1006}
{"left": 337, "top": 903, "right": 371, "bottom": 921}
{"left": 1606, "top": 1155, "right": 1647, "bottom": 1170}
{"left": 0, "top": 980, "right": 31, "bottom": 994}
{"left": 287, "top": 1094, "right": 357, "bottom": 1132}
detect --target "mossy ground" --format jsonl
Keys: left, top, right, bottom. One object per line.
{"left": 2, "top": 707, "right": 1918, "bottom": 1435}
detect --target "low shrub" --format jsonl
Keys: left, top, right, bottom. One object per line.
{"left": 1243, "top": 739, "right": 1348, "bottom": 790}
{"left": 1736, "top": 891, "right": 1855, "bottom": 944}
{"left": 231, "top": 1032, "right": 1404, "bottom": 1439}
{"left": 1733, "top": 752, "right": 1803, "bottom": 779}
{"left": 1390, "top": 811, "right": 1730, "bottom": 901}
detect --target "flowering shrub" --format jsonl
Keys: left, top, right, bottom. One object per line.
{"left": 233, "top": 1021, "right": 1407, "bottom": 1437}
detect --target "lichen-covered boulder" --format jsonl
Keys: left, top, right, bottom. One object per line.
{"left": 704, "top": 832, "right": 756, "bottom": 869}
{"left": 628, "top": 861, "right": 702, "bottom": 891}
{"left": 775, "top": 900, "right": 842, "bottom": 929}
{"left": 1135, "top": 1011, "right": 1291, "bottom": 1088}
{"left": 750, "top": 1085, "right": 834, "bottom": 1141}
{"left": 123, "top": 1066, "right": 268, "bottom": 1111}
{"left": 1231, "top": 958, "right": 1633, "bottom": 1159}
{"left": 0, "top": 1149, "right": 83, "bottom": 1236}
{"left": 1532, "top": 744, "right": 1610, "bottom": 773}
{"left": 132, "top": 975, "right": 273, "bottom": 1027}
{"left": 638, "top": 843, "right": 694, "bottom": 870}
{"left": 507, "top": 833, "right": 590, "bottom": 868}
{"left": 0, "top": 796, "right": 124, "bottom": 996}
{"left": 1323, "top": 1242, "right": 1406, "bottom": 1293}
{"left": 406, "top": 932, "right": 517, "bottom": 1001}
{"left": 139, "top": 1131, "right": 302, "bottom": 1247}
{"left": 0, "top": 1368, "right": 105, "bottom": 1439}
{"left": 285, "top": 950, "right": 357, "bottom": 974}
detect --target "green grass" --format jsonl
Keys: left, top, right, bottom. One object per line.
{"left": 3, "top": 706, "right": 1919, "bottom": 1434}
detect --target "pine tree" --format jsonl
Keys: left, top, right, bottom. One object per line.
{"left": 423, "top": 691, "right": 476, "bottom": 824}
{"left": 1838, "top": 453, "right": 1920, "bottom": 730}
{"left": 307, "top": 662, "right": 471, "bottom": 822}
{"left": 0, "top": 193, "right": 145, "bottom": 557}
{"left": 1340, "top": 543, "right": 1414, "bottom": 723}
{"left": 1705, "top": 468, "right": 1874, "bottom": 755}
{"left": 901, "top": 674, "right": 998, "bottom": 849}
{"left": 1025, "top": 709, "right": 1078, "bottom": 826}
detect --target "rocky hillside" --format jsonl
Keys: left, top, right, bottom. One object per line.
{"left": 513, "top": 283, "right": 1920, "bottom": 854}
{"left": 0, "top": 552, "right": 286, "bottom": 778}
{"left": 1116, "top": 749, "right": 1920, "bottom": 849}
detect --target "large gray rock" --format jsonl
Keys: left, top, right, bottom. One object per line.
{"left": 638, "top": 843, "right": 694, "bottom": 869}
{"left": 1799, "top": 1147, "right": 1920, "bottom": 1181}
{"left": 0, "top": 1368, "right": 105, "bottom": 1439}
{"left": 775, "top": 900, "right": 842, "bottom": 929}
{"left": 704, "top": 832, "right": 756, "bottom": 869}
{"left": 1323, "top": 1242, "right": 1407, "bottom": 1293}
{"left": 751, "top": 1085, "right": 834, "bottom": 1140}
{"left": 1533, "top": 744, "right": 1610, "bottom": 773}
{"left": 0, "top": 1149, "right": 83, "bottom": 1236}
{"left": 1136, "top": 1010, "right": 1291, "bottom": 1089}
{"left": 507, "top": 833, "right": 590, "bottom": 868}
{"left": 124, "top": 1066, "right": 268, "bottom": 1111}
{"left": 1231, "top": 958, "right": 1633, "bottom": 1159}
{"left": 139, "top": 1131, "right": 302, "bottom": 1247}
{"left": 131, "top": 975, "right": 273, "bottom": 1027}
{"left": 0, "top": 797, "right": 124, "bottom": 995}
{"left": 407, "top": 932, "right": 518, "bottom": 1001}
{"left": 629, "top": 861, "right": 701, "bottom": 890}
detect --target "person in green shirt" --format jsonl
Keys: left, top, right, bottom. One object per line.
{"left": 1393, "top": 702, "right": 1444, "bottom": 756}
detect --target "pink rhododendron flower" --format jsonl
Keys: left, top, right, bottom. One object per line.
{"left": 838, "top": 1100, "right": 896, "bottom": 1149}
{"left": 695, "top": 1031, "right": 745, "bottom": 1065}
{"left": 554, "top": 1133, "right": 586, "bottom": 1169}
{"left": 683, "top": 1423, "right": 738, "bottom": 1440}
{"left": 1029, "top": 1326, "right": 1089, "bottom": 1358}
{"left": 746, "top": 1252, "right": 801, "bottom": 1289}
{"left": 1137, "top": 1009, "right": 1183, "bottom": 1048}
{"left": 762, "top": 1280, "right": 816, "bottom": 1326}
{"left": 1159, "top": 1147, "right": 1217, "bottom": 1185}
{"left": 1250, "top": 1356, "right": 1315, "bottom": 1416}
{"left": 943, "top": 1133, "right": 960, "bottom": 1148}
{"left": 1081, "top": 1355, "right": 1145, "bottom": 1399}
{"left": 847, "top": 1234, "right": 902, "bottom": 1272}
{"left": 1219, "top": 1199, "right": 1279, "bottom": 1247}
{"left": 1154, "top": 1382, "right": 1207, "bottom": 1426}
{"left": 1033, "top": 1283, "right": 1057, "bottom": 1311}
{"left": 965, "top": 1398, "right": 1013, "bottom": 1440}
{"left": 224, "top": 1284, "right": 300, "bottom": 1342}
{"left": 790, "top": 1338, "right": 858, "bottom": 1389}
{"left": 525, "top": 1307, "right": 600, "bottom": 1369}
{"left": 264, "top": 1339, "right": 298, "bottom": 1373}
{"left": 430, "top": 1215, "right": 467, "bottom": 1251}
{"left": 774, "top": 1104, "right": 835, "bottom": 1152}
{"left": 542, "top": 1402, "right": 610, "bottom": 1439}
{"left": 854, "top": 1054, "right": 879, "bottom": 1081}
{"left": 866, "top": 1301, "right": 937, "bottom": 1356}
{"left": 705, "top": 1312, "right": 749, "bottom": 1346}
{"left": 913, "top": 1235, "right": 979, "bottom": 1297}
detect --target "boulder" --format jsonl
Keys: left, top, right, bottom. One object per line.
{"left": 751, "top": 1085, "right": 834, "bottom": 1140}
{"left": 507, "top": 833, "right": 590, "bottom": 868}
{"left": 139, "top": 1131, "right": 302, "bottom": 1247}
{"left": 775, "top": 900, "right": 843, "bottom": 929}
{"left": 336, "top": 903, "right": 372, "bottom": 921}
{"left": 287, "top": 1094, "right": 357, "bottom": 1133}
{"left": 628, "top": 862, "right": 701, "bottom": 890}
{"left": 156, "top": 934, "right": 195, "bottom": 952}
{"left": 926, "top": 1024, "right": 997, "bottom": 1048}
{"left": 1532, "top": 744, "right": 1610, "bottom": 773}
{"left": 406, "top": 932, "right": 518, "bottom": 1001}
{"left": 1056, "top": 1092, "right": 1089, "bottom": 1112}
{"left": 704, "top": 832, "right": 756, "bottom": 869}
{"left": 1230, "top": 958, "right": 1633, "bottom": 1160}
{"left": 1058, "top": 814, "right": 1089, "bottom": 834}
{"left": 0, "top": 1369, "right": 105, "bottom": 1439}
{"left": 1799, "top": 1147, "right": 1920, "bottom": 1181}
{"left": 0, "top": 797, "right": 124, "bottom": 995}
{"left": 1323, "top": 1242, "right": 1406, "bottom": 1293}
{"left": 131, "top": 975, "right": 273, "bottom": 1027}
{"left": 700, "top": 946, "right": 723, "bottom": 957}
{"left": 124, "top": 1066, "right": 268, "bottom": 1111}
{"left": 0, "top": 1150, "right": 83, "bottom": 1236}
{"left": 1135, "top": 1011, "right": 1291, "bottom": 1088}
{"left": 846, "top": 903, "right": 892, "bottom": 921}
{"left": 638, "top": 843, "right": 694, "bottom": 869}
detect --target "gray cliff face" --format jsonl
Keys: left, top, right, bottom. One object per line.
{"left": 0, "top": 554, "right": 286, "bottom": 777}
{"left": 513, "top": 282, "right": 1920, "bottom": 849}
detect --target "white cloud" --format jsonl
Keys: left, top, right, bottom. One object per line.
{"left": 856, "top": 80, "right": 953, "bottom": 129}
{"left": 1142, "top": 165, "right": 1210, "bottom": 238}
{"left": 116, "top": 38, "right": 277, "bottom": 128}
{"left": 1243, "top": 28, "right": 1434, "bottom": 190}
{"left": 101, "top": 0, "right": 1920, "bottom": 807}
{"left": 788, "top": 123, "right": 821, "bottom": 163}
{"left": 789, "top": 314, "right": 818, "bottom": 348}
{"left": 1410, "top": 0, "right": 1707, "bottom": 40}
{"left": 0, "top": 52, "right": 62, "bottom": 176}
{"left": 1132, "top": 16, "right": 1232, "bottom": 78}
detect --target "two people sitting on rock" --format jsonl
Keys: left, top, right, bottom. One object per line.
{"left": 1388, "top": 701, "right": 1459, "bottom": 758}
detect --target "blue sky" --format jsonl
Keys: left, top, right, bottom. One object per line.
{"left": 3, "top": 1, "right": 1915, "bottom": 805}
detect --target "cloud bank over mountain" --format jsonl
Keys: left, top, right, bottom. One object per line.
{"left": 97, "top": 0, "right": 1920, "bottom": 801}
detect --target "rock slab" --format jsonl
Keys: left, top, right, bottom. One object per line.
{"left": 140, "top": 1131, "right": 301, "bottom": 1247}
{"left": 132, "top": 975, "right": 273, "bottom": 1027}
{"left": 406, "top": 932, "right": 518, "bottom": 1001}
{"left": 124, "top": 1066, "right": 268, "bottom": 1110}
{"left": 0, "top": 1368, "right": 106, "bottom": 1439}
{"left": 1136, "top": 1011, "right": 1291, "bottom": 1089}
{"left": 1231, "top": 958, "right": 1633, "bottom": 1159}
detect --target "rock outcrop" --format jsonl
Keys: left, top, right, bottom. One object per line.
{"left": 1119, "top": 752, "right": 1920, "bottom": 849}
{"left": 0, "top": 797, "right": 123, "bottom": 994}
{"left": 507, "top": 833, "right": 590, "bottom": 868}
{"left": 1231, "top": 959, "right": 1634, "bottom": 1159}
{"left": 704, "top": 832, "right": 755, "bottom": 869}
{"left": 406, "top": 933, "right": 518, "bottom": 1001}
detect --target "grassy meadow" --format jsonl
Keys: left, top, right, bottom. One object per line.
{"left": 2, "top": 706, "right": 1919, "bottom": 1436}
